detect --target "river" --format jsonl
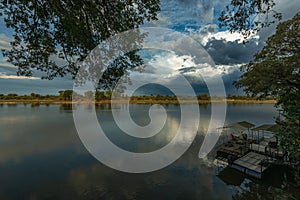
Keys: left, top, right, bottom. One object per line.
{"left": 0, "top": 103, "right": 298, "bottom": 199}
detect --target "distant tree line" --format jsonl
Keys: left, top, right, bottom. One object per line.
{"left": 0, "top": 91, "right": 276, "bottom": 101}
{"left": 0, "top": 90, "right": 116, "bottom": 101}
{"left": 226, "top": 95, "right": 275, "bottom": 100}
{"left": 0, "top": 93, "right": 58, "bottom": 100}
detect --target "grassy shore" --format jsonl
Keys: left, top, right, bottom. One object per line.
{"left": 0, "top": 99, "right": 277, "bottom": 104}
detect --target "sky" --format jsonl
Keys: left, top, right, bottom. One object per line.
{"left": 0, "top": 0, "right": 299, "bottom": 95}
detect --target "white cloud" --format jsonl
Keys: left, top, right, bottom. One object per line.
{"left": 184, "top": 63, "right": 240, "bottom": 78}
{"left": 144, "top": 13, "right": 171, "bottom": 27}
{"left": 0, "top": 72, "right": 39, "bottom": 80}
{"left": 0, "top": 33, "right": 11, "bottom": 50}
{"left": 123, "top": 51, "right": 237, "bottom": 94}
{"left": 118, "top": 49, "right": 235, "bottom": 96}
{"left": 0, "top": 61, "right": 17, "bottom": 69}
{"left": 145, "top": 51, "right": 239, "bottom": 79}
{"left": 193, "top": 30, "right": 260, "bottom": 46}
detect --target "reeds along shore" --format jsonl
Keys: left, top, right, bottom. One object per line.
{"left": 0, "top": 99, "right": 277, "bottom": 105}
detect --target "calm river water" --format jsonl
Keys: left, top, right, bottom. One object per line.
{"left": 0, "top": 103, "right": 299, "bottom": 199}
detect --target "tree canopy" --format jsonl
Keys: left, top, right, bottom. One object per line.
{"left": 235, "top": 12, "right": 300, "bottom": 97}
{"left": 235, "top": 12, "right": 300, "bottom": 172}
{"left": 0, "top": 0, "right": 160, "bottom": 80}
{"left": 219, "top": 0, "right": 282, "bottom": 39}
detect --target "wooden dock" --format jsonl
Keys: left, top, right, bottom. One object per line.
{"left": 215, "top": 121, "right": 292, "bottom": 180}
{"left": 216, "top": 141, "right": 249, "bottom": 158}
{"left": 231, "top": 152, "right": 273, "bottom": 179}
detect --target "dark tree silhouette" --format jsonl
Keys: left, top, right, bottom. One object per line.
{"left": 0, "top": 0, "right": 160, "bottom": 81}
{"left": 219, "top": 0, "right": 282, "bottom": 40}
{"left": 235, "top": 13, "right": 300, "bottom": 183}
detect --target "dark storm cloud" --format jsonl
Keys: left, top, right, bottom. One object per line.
{"left": 142, "top": 64, "right": 156, "bottom": 74}
{"left": 183, "top": 69, "right": 244, "bottom": 95}
{"left": 0, "top": 78, "right": 73, "bottom": 95}
{"left": 201, "top": 0, "right": 300, "bottom": 66}
{"left": 179, "top": 66, "right": 197, "bottom": 74}
{"left": 221, "top": 69, "right": 244, "bottom": 95}
{"left": 204, "top": 38, "right": 263, "bottom": 65}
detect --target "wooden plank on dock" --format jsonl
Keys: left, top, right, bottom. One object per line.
{"left": 232, "top": 152, "right": 272, "bottom": 179}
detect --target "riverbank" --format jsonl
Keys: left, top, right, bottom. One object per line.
{"left": 0, "top": 99, "right": 277, "bottom": 105}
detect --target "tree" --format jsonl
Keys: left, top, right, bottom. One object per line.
{"left": 235, "top": 13, "right": 300, "bottom": 96}
{"left": 105, "top": 91, "right": 112, "bottom": 99}
{"left": 235, "top": 13, "right": 300, "bottom": 179}
{"left": 95, "top": 91, "right": 106, "bottom": 101}
{"left": 155, "top": 93, "right": 162, "bottom": 100}
{"left": 219, "top": 0, "right": 282, "bottom": 39}
{"left": 84, "top": 91, "right": 94, "bottom": 99}
{"left": 0, "top": 0, "right": 160, "bottom": 81}
{"left": 59, "top": 90, "right": 74, "bottom": 101}
{"left": 197, "top": 93, "right": 210, "bottom": 101}
{"left": 30, "top": 93, "right": 40, "bottom": 99}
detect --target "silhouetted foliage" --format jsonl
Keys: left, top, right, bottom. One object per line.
{"left": 235, "top": 13, "right": 300, "bottom": 182}
{"left": 0, "top": 0, "right": 160, "bottom": 82}
{"left": 219, "top": 0, "right": 282, "bottom": 40}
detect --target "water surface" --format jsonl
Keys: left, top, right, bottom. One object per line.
{"left": 0, "top": 104, "right": 298, "bottom": 199}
